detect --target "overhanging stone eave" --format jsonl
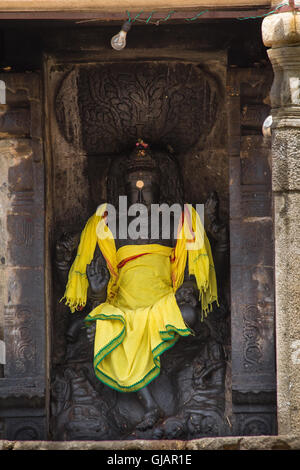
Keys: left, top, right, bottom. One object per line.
{"left": 0, "top": 1, "right": 272, "bottom": 13}
{"left": 0, "top": 1, "right": 272, "bottom": 21}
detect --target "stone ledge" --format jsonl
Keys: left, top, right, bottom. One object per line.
{"left": 0, "top": 0, "right": 271, "bottom": 12}
{"left": 0, "top": 435, "right": 300, "bottom": 450}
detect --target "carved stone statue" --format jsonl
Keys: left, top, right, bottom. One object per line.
{"left": 54, "top": 142, "right": 229, "bottom": 439}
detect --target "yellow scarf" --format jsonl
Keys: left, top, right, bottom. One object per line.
{"left": 61, "top": 204, "right": 117, "bottom": 313}
{"left": 62, "top": 203, "right": 218, "bottom": 316}
{"left": 172, "top": 204, "right": 218, "bottom": 316}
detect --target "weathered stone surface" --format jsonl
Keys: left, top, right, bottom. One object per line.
{"left": 0, "top": 440, "right": 14, "bottom": 450}
{"left": 187, "top": 437, "right": 242, "bottom": 450}
{"left": 272, "top": 128, "right": 300, "bottom": 191}
{"left": 227, "top": 65, "right": 276, "bottom": 437}
{"left": 0, "top": 0, "right": 271, "bottom": 13}
{"left": 11, "top": 439, "right": 186, "bottom": 451}
{"left": 1, "top": 435, "right": 300, "bottom": 450}
{"left": 273, "top": 192, "right": 300, "bottom": 436}
{"left": 267, "top": 46, "right": 300, "bottom": 116}
{"left": 0, "top": 74, "right": 46, "bottom": 441}
{"left": 262, "top": 11, "right": 300, "bottom": 48}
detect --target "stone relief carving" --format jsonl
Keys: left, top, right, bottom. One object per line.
{"left": 50, "top": 300, "right": 230, "bottom": 440}
{"left": 243, "top": 305, "right": 262, "bottom": 372}
{"left": 4, "top": 305, "right": 36, "bottom": 377}
{"left": 55, "top": 63, "right": 220, "bottom": 155}
{"left": 51, "top": 188, "right": 230, "bottom": 440}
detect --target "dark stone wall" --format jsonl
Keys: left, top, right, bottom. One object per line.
{"left": 0, "top": 18, "right": 275, "bottom": 440}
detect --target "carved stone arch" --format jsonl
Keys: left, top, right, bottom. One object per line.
{"left": 55, "top": 62, "right": 221, "bottom": 156}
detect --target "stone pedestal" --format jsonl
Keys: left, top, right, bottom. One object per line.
{"left": 262, "top": 7, "right": 300, "bottom": 436}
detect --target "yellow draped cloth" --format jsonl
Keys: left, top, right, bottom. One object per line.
{"left": 62, "top": 203, "right": 218, "bottom": 393}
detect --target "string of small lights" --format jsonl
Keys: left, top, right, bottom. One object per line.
{"left": 110, "top": 2, "right": 291, "bottom": 50}
{"left": 125, "top": 9, "right": 209, "bottom": 25}
{"left": 127, "top": 3, "right": 289, "bottom": 25}
{"left": 237, "top": 1, "right": 290, "bottom": 20}
{"left": 111, "top": 8, "right": 212, "bottom": 49}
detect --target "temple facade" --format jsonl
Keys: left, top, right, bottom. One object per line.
{"left": 0, "top": 1, "right": 299, "bottom": 449}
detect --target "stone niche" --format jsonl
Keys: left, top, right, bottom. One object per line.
{"left": 0, "top": 20, "right": 276, "bottom": 441}
{"left": 45, "top": 22, "right": 275, "bottom": 441}
{"left": 47, "top": 37, "right": 231, "bottom": 440}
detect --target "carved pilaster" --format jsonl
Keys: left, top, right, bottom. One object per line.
{"left": 262, "top": 9, "right": 300, "bottom": 436}
{"left": 0, "top": 74, "right": 46, "bottom": 440}
{"left": 227, "top": 66, "right": 276, "bottom": 436}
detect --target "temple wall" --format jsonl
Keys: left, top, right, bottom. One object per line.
{"left": 0, "top": 8, "right": 291, "bottom": 445}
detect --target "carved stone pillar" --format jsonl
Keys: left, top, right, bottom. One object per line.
{"left": 0, "top": 74, "right": 46, "bottom": 440}
{"left": 227, "top": 66, "right": 276, "bottom": 437}
{"left": 262, "top": 5, "right": 300, "bottom": 436}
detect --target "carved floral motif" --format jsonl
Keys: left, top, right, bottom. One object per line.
{"left": 56, "top": 63, "right": 220, "bottom": 155}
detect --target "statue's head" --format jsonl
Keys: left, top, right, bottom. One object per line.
{"left": 124, "top": 140, "right": 160, "bottom": 208}
{"left": 107, "top": 141, "right": 184, "bottom": 208}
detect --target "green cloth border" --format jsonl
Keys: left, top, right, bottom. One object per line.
{"left": 85, "top": 313, "right": 191, "bottom": 393}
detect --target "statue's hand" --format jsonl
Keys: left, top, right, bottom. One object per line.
{"left": 175, "top": 283, "right": 198, "bottom": 308}
{"left": 86, "top": 257, "right": 109, "bottom": 295}
{"left": 204, "top": 191, "right": 228, "bottom": 244}
{"left": 209, "top": 221, "right": 228, "bottom": 244}
{"left": 205, "top": 191, "right": 219, "bottom": 224}
{"left": 176, "top": 283, "right": 199, "bottom": 329}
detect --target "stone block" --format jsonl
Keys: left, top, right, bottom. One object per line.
{"left": 230, "top": 219, "right": 274, "bottom": 267}
{"left": 262, "top": 11, "right": 300, "bottom": 48}
{"left": 272, "top": 128, "right": 300, "bottom": 191}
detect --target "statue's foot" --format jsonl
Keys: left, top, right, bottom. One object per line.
{"left": 136, "top": 408, "right": 162, "bottom": 431}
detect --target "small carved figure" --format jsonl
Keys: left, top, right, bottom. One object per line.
{"left": 187, "top": 412, "right": 219, "bottom": 437}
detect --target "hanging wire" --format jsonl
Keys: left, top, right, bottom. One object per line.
{"left": 134, "top": 9, "right": 209, "bottom": 25}
{"left": 161, "top": 10, "right": 177, "bottom": 21}
{"left": 145, "top": 11, "right": 156, "bottom": 24}
{"left": 126, "top": 10, "right": 132, "bottom": 22}
{"left": 237, "top": 1, "right": 289, "bottom": 20}
{"left": 186, "top": 10, "right": 209, "bottom": 21}
{"left": 77, "top": 2, "right": 291, "bottom": 26}
{"left": 126, "top": 3, "right": 289, "bottom": 26}
{"left": 132, "top": 10, "right": 144, "bottom": 23}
